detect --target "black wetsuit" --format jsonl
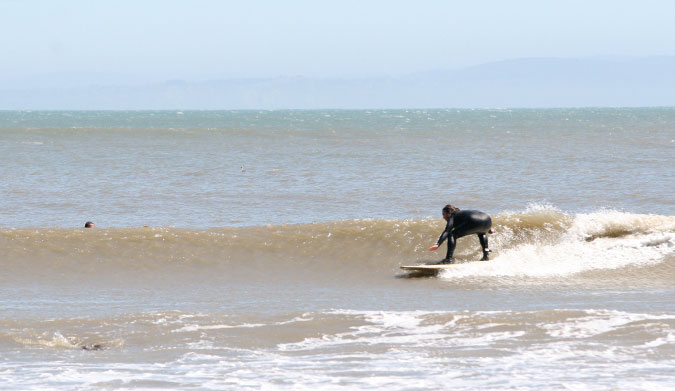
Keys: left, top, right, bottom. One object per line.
{"left": 436, "top": 210, "right": 492, "bottom": 262}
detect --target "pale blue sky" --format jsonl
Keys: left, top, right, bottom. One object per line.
{"left": 1, "top": 0, "right": 675, "bottom": 82}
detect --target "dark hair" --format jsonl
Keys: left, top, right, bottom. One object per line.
{"left": 442, "top": 204, "right": 460, "bottom": 214}
{"left": 84, "top": 221, "right": 94, "bottom": 228}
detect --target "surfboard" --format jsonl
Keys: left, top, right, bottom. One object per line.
{"left": 400, "top": 264, "right": 455, "bottom": 272}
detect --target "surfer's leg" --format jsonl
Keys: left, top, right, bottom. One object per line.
{"left": 444, "top": 234, "right": 457, "bottom": 263}
{"left": 478, "top": 233, "right": 490, "bottom": 261}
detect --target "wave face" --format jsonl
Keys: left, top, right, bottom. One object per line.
{"left": 2, "top": 208, "right": 674, "bottom": 287}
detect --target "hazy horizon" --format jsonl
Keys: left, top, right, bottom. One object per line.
{"left": 2, "top": 54, "right": 671, "bottom": 86}
{"left": 2, "top": 1, "right": 674, "bottom": 108}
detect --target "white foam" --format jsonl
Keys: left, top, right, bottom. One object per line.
{"left": 278, "top": 310, "right": 528, "bottom": 352}
{"left": 441, "top": 211, "right": 675, "bottom": 278}
{"left": 13, "top": 332, "right": 79, "bottom": 349}
{"left": 643, "top": 332, "right": 675, "bottom": 348}
{"left": 539, "top": 310, "right": 675, "bottom": 338}
{"left": 11, "top": 331, "right": 124, "bottom": 350}
{"left": 2, "top": 309, "right": 674, "bottom": 391}
{"left": 172, "top": 323, "right": 264, "bottom": 333}
{"left": 172, "top": 313, "right": 313, "bottom": 333}
{"left": 566, "top": 210, "right": 675, "bottom": 240}
{"left": 278, "top": 310, "right": 450, "bottom": 351}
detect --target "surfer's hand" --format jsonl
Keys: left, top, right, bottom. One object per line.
{"left": 429, "top": 244, "right": 439, "bottom": 251}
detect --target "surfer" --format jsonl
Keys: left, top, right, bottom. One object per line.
{"left": 429, "top": 205, "right": 494, "bottom": 264}
{"left": 84, "top": 221, "right": 95, "bottom": 228}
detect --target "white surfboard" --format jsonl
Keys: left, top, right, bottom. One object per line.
{"left": 400, "top": 264, "right": 455, "bottom": 272}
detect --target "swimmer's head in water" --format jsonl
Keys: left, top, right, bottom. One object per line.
{"left": 84, "top": 221, "right": 94, "bottom": 228}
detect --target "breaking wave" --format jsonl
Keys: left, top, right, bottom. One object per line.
{"left": 1, "top": 207, "right": 673, "bottom": 284}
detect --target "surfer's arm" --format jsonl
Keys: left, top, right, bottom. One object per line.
{"left": 429, "top": 231, "right": 447, "bottom": 251}
{"left": 436, "top": 230, "right": 449, "bottom": 245}
{"left": 431, "top": 217, "right": 454, "bottom": 250}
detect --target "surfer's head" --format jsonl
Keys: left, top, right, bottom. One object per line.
{"left": 84, "top": 221, "right": 94, "bottom": 228}
{"left": 442, "top": 204, "right": 459, "bottom": 220}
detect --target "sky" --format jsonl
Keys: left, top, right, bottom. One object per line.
{"left": 1, "top": 0, "right": 675, "bottom": 84}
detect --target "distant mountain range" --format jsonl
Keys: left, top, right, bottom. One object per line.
{"left": 1, "top": 57, "right": 674, "bottom": 109}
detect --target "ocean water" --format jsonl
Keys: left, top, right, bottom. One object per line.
{"left": 1, "top": 109, "right": 674, "bottom": 390}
